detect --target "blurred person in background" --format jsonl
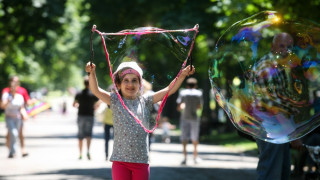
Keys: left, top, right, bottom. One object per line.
{"left": 102, "top": 103, "right": 113, "bottom": 161}
{"left": 1, "top": 75, "right": 30, "bottom": 158}
{"left": 73, "top": 76, "right": 99, "bottom": 160}
{"left": 254, "top": 33, "right": 304, "bottom": 180}
{"left": 96, "top": 85, "right": 114, "bottom": 161}
{"left": 159, "top": 116, "right": 176, "bottom": 143}
{"left": 176, "top": 77, "right": 203, "bottom": 165}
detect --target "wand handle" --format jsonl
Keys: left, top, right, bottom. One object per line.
{"left": 88, "top": 25, "right": 96, "bottom": 76}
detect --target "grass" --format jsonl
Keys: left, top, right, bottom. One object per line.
{"left": 0, "top": 113, "right": 4, "bottom": 122}
{"left": 169, "top": 127, "right": 258, "bottom": 155}
{"left": 200, "top": 130, "right": 258, "bottom": 155}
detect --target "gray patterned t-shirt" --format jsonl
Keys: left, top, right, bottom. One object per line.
{"left": 176, "top": 88, "right": 203, "bottom": 121}
{"left": 110, "top": 92, "right": 154, "bottom": 164}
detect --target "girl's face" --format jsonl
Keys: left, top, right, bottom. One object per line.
{"left": 118, "top": 73, "right": 140, "bottom": 99}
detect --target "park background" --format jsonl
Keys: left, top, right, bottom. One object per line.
{"left": 1, "top": 0, "right": 320, "bottom": 150}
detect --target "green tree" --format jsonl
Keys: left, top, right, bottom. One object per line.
{"left": 0, "top": 0, "right": 66, "bottom": 89}
{"left": 0, "top": 0, "right": 88, "bottom": 91}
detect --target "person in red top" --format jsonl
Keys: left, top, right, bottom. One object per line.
{"left": 1, "top": 75, "right": 31, "bottom": 157}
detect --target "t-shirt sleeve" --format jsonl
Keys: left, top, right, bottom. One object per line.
{"left": 20, "top": 87, "right": 30, "bottom": 102}
{"left": 110, "top": 92, "right": 117, "bottom": 111}
{"left": 1, "top": 88, "right": 9, "bottom": 99}
{"left": 1, "top": 92, "right": 9, "bottom": 101}
{"left": 176, "top": 90, "right": 183, "bottom": 104}
{"left": 143, "top": 94, "right": 154, "bottom": 112}
{"left": 2, "top": 88, "right": 6, "bottom": 94}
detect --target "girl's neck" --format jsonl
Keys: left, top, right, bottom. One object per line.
{"left": 10, "top": 90, "right": 16, "bottom": 95}
{"left": 123, "top": 96, "right": 137, "bottom": 100}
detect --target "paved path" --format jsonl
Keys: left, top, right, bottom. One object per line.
{"left": 0, "top": 100, "right": 258, "bottom": 180}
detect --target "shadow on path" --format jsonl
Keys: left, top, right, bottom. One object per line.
{"left": 0, "top": 166, "right": 256, "bottom": 180}
{"left": 1, "top": 168, "right": 112, "bottom": 180}
{"left": 151, "top": 166, "right": 256, "bottom": 180}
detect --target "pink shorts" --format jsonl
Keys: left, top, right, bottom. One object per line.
{"left": 112, "top": 161, "right": 149, "bottom": 180}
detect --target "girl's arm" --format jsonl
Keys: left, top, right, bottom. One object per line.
{"left": 153, "top": 65, "right": 195, "bottom": 104}
{"left": 1, "top": 100, "right": 8, "bottom": 109}
{"left": 20, "top": 107, "right": 29, "bottom": 120}
{"left": 1, "top": 94, "right": 11, "bottom": 109}
{"left": 85, "top": 62, "right": 111, "bottom": 106}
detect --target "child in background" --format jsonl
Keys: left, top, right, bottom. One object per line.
{"left": 102, "top": 102, "right": 113, "bottom": 161}
{"left": 160, "top": 116, "right": 176, "bottom": 143}
{"left": 85, "top": 61, "right": 194, "bottom": 180}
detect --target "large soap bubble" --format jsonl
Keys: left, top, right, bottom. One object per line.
{"left": 91, "top": 25, "right": 199, "bottom": 133}
{"left": 209, "top": 11, "right": 320, "bottom": 143}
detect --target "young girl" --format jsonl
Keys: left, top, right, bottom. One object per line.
{"left": 1, "top": 77, "right": 28, "bottom": 158}
{"left": 85, "top": 61, "right": 195, "bottom": 180}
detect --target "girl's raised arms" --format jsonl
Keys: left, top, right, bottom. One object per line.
{"left": 86, "top": 62, "right": 195, "bottom": 106}
{"left": 85, "top": 62, "right": 111, "bottom": 106}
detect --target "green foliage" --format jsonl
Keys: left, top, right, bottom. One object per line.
{"left": 0, "top": 112, "right": 4, "bottom": 122}
{"left": 0, "top": 1, "right": 66, "bottom": 89}
{"left": 0, "top": 0, "right": 86, "bottom": 91}
{"left": 2, "top": 0, "right": 317, "bottom": 92}
{"left": 1, "top": 0, "right": 320, "bottom": 134}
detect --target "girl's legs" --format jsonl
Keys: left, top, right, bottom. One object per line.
{"left": 131, "top": 163, "right": 149, "bottom": 180}
{"left": 6, "top": 119, "right": 27, "bottom": 157}
{"left": 112, "top": 161, "right": 132, "bottom": 180}
{"left": 112, "top": 161, "right": 149, "bottom": 180}
{"left": 6, "top": 132, "right": 10, "bottom": 148}
{"left": 6, "top": 117, "right": 22, "bottom": 157}
{"left": 19, "top": 123, "right": 28, "bottom": 156}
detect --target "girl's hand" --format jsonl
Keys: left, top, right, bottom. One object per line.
{"left": 85, "top": 62, "right": 96, "bottom": 73}
{"left": 181, "top": 65, "right": 195, "bottom": 77}
{"left": 21, "top": 108, "right": 29, "bottom": 121}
